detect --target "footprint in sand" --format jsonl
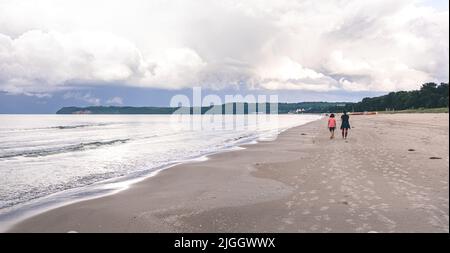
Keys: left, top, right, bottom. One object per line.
{"left": 282, "top": 218, "right": 294, "bottom": 225}
{"left": 320, "top": 206, "right": 330, "bottom": 211}
{"left": 346, "top": 219, "right": 356, "bottom": 225}
{"left": 286, "top": 201, "right": 294, "bottom": 209}
{"left": 310, "top": 225, "right": 319, "bottom": 231}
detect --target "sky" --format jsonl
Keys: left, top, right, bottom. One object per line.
{"left": 0, "top": 0, "right": 448, "bottom": 113}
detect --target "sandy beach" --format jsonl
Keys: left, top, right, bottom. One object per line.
{"left": 8, "top": 113, "right": 449, "bottom": 233}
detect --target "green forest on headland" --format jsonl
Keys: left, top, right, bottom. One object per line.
{"left": 348, "top": 82, "right": 448, "bottom": 112}
{"left": 57, "top": 82, "right": 448, "bottom": 114}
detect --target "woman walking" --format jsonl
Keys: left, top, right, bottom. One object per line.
{"left": 328, "top": 113, "right": 336, "bottom": 139}
{"left": 340, "top": 111, "right": 351, "bottom": 139}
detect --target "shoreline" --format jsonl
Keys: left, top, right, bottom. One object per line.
{"left": 0, "top": 144, "right": 248, "bottom": 232}
{"left": 7, "top": 113, "right": 450, "bottom": 232}
{"left": 0, "top": 116, "right": 321, "bottom": 232}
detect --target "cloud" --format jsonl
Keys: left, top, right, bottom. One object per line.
{"left": 106, "top": 96, "right": 124, "bottom": 105}
{"left": 63, "top": 92, "right": 101, "bottom": 105}
{"left": 254, "top": 56, "right": 339, "bottom": 91}
{"left": 0, "top": 0, "right": 448, "bottom": 95}
{"left": 0, "top": 30, "right": 206, "bottom": 93}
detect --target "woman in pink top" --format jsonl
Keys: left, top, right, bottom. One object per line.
{"left": 328, "top": 113, "right": 336, "bottom": 139}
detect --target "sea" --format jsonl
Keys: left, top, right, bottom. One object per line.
{"left": 0, "top": 114, "right": 321, "bottom": 230}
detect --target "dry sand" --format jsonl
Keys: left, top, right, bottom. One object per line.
{"left": 8, "top": 113, "right": 449, "bottom": 233}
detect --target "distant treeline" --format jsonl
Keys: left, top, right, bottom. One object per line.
{"left": 56, "top": 102, "right": 347, "bottom": 114}
{"left": 57, "top": 106, "right": 178, "bottom": 114}
{"left": 56, "top": 82, "right": 449, "bottom": 114}
{"left": 345, "top": 82, "right": 449, "bottom": 112}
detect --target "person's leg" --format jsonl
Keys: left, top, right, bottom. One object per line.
{"left": 342, "top": 128, "right": 345, "bottom": 138}
{"left": 344, "top": 129, "right": 348, "bottom": 139}
{"left": 332, "top": 129, "right": 335, "bottom": 139}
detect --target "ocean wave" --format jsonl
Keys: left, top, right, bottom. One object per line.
{"left": 1, "top": 123, "right": 114, "bottom": 133}
{"left": 0, "top": 171, "right": 123, "bottom": 209}
{"left": 0, "top": 139, "right": 130, "bottom": 159}
{"left": 223, "top": 133, "right": 253, "bottom": 143}
{"left": 51, "top": 123, "right": 110, "bottom": 130}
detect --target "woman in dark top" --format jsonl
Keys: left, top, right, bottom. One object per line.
{"left": 340, "top": 111, "right": 351, "bottom": 139}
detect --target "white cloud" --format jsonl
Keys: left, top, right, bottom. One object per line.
{"left": 255, "top": 56, "right": 339, "bottom": 91}
{"left": 0, "top": 30, "right": 206, "bottom": 93}
{"left": 63, "top": 92, "right": 101, "bottom": 105}
{"left": 106, "top": 96, "right": 123, "bottom": 105}
{"left": 0, "top": 0, "right": 448, "bottom": 94}
{"left": 257, "top": 57, "right": 326, "bottom": 81}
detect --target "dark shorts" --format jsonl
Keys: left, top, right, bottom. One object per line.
{"left": 329, "top": 127, "right": 336, "bottom": 131}
{"left": 341, "top": 122, "right": 351, "bottom": 129}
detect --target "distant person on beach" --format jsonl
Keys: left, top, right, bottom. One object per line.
{"left": 328, "top": 113, "right": 336, "bottom": 139}
{"left": 341, "top": 111, "right": 351, "bottom": 139}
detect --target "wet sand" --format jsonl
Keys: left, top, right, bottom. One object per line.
{"left": 8, "top": 113, "right": 449, "bottom": 232}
